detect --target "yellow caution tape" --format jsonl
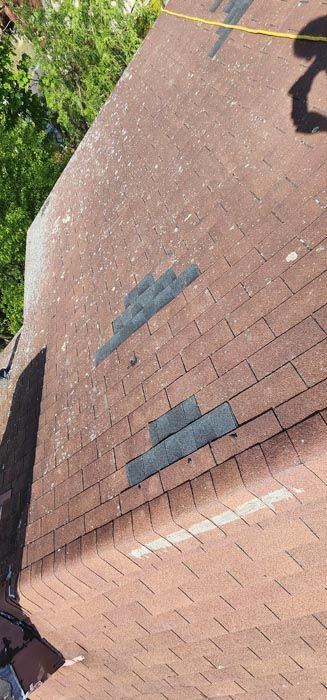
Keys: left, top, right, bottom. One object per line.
{"left": 161, "top": 8, "right": 327, "bottom": 43}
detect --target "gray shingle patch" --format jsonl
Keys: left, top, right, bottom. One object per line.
{"left": 125, "top": 455, "right": 145, "bottom": 486}
{"left": 183, "top": 395, "right": 202, "bottom": 423}
{"left": 192, "top": 412, "right": 219, "bottom": 449}
{"left": 149, "top": 396, "right": 201, "bottom": 446}
{"left": 156, "top": 267, "right": 178, "bottom": 289}
{"left": 96, "top": 264, "right": 201, "bottom": 366}
{"left": 172, "top": 263, "right": 200, "bottom": 294}
{"left": 144, "top": 442, "right": 169, "bottom": 474}
{"left": 148, "top": 421, "right": 160, "bottom": 446}
{"left": 208, "top": 0, "right": 255, "bottom": 58}
{"left": 193, "top": 403, "right": 237, "bottom": 449}
{"left": 149, "top": 413, "right": 169, "bottom": 445}
{"left": 120, "top": 301, "right": 143, "bottom": 325}
{"left": 128, "top": 310, "right": 148, "bottom": 333}
{"left": 126, "top": 442, "right": 170, "bottom": 487}
{"left": 165, "top": 424, "right": 197, "bottom": 463}
{"left": 125, "top": 272, "right": 154, "bottom": 308}
{"left": 210, "top": 0, "right": 224, "bottom": 9}
{"left": 126, "top": 401, "right": 238, "bottom": 487}
{"left": 112, "top": 316, "right": 124, "bottom": 333}
{"left": 95, "top": 331, "right": 124, "bottom": 364}
{"left": 151, "top": 285, "right": 176, "bottom": 311}
{"left": 138, "top": 284, "right": 157, "bottom": 308}
{"left": 95, "top": 340, "right": 112, "bottom": 366}
{"left": 137, "top": 269, "right": 177, "bottom": 309}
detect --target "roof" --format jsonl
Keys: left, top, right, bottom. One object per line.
{"left": 0, "top": 0, "right": 326, "bottom": 698}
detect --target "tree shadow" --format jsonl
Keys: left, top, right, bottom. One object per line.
{"left": 288, "top": 16, "right": 327, "bottom": 133}
{"left": 0, "top": 350, "right": 64, "bottom": 698}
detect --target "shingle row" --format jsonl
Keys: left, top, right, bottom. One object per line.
{"left": 96, "top": 264, "right": 200, "bottom": 365}
{"left": 126, "top": 401, "right": 238, "bottom": 487}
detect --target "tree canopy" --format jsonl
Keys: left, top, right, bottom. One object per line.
{"left": 10, "top": 0, "right": 161, "bottom": 146}
{"left": 0, "top": 34, "right": 68, "bottom": 344}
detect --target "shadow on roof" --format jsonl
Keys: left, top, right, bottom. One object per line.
{"left": 289, "top": 15, "right": 327, "bottom": 133}
{"left": 0, "top": 350, "right": 64, "bottom": 697}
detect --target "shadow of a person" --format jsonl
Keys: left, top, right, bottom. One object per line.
{"left": 289, "top": 16, "right": 327, "bottom": 133}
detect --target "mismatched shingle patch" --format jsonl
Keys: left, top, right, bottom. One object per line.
{"left": 209, "top": 0, "right": 255, "bottom": 58}
{"left": 96, "top": 264, "right": 200, "bottom": 366}
{"left": 149, "top": 396, "right": 201, "bottom": 445}
{"left": 126, "top": 399, "right": 238, "bottom": 487}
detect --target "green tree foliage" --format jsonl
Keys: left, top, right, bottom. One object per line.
{"left": 12, "top": 0, "right": 162, "bottom": 147}
{"left": 0, "top": 35, "right": 68, "bottom": 343}
{"left": 134, "top": 0, "right": 162, "bottom": 39}
{"left": 0, "top": 33, "right": 45, "bottom": 130}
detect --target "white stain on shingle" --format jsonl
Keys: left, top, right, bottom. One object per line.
{"left": 286, "top": 252, "right": 298, "bottom": 262}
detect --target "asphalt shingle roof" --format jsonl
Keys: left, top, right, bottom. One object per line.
{"left": 0, "top": 1, "right": 326, "bottom": 697}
